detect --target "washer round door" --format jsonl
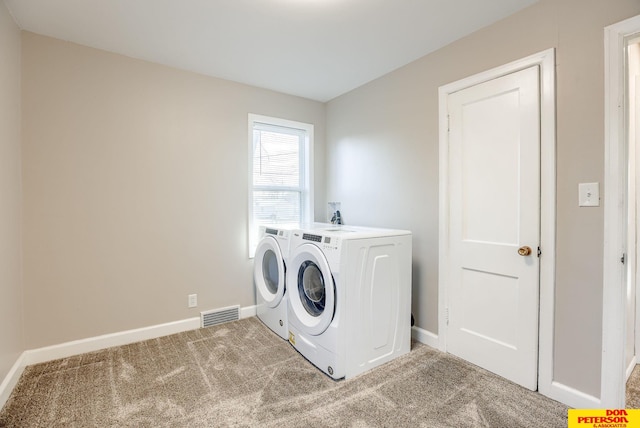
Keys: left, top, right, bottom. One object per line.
{"left": 254, "top": 235, "right": 286, "bottom": 308}
{"left": 287, "top": 243, "right": 335, "bottom": 335}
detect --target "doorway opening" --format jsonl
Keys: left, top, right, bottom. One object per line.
{"left": 602, "top": 14, "right": 640, "bottom": 409}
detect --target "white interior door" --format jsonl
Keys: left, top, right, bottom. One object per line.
{"left": 447, "top": 65, "right": 541, "bottom": 391}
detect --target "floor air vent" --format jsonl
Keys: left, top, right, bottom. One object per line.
{"left": 201, "top": 305, "right": 240, "bottom": 328}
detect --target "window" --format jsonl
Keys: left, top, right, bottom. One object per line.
{"left": 248, "top": 114, "right": 313, "bottom": 257}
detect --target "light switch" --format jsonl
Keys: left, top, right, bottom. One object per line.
{"left": 579, "top": 182, "right": 599, "bottom": 207}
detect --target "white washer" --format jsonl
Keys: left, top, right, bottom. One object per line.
{"left": 287, "top": 223, "right": 412, "bottom": 379}
{"left": 254, "top": 225, "right": 294, "bottom": 340}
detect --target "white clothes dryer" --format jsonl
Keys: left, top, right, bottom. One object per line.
{"left": 287, "top": 223, "right": 412, "bottom": 379}
{"left": 254, "top": 225, "right": 294, "bottom": 340}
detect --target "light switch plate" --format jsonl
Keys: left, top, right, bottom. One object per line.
{"left": 579, "top": 182, "right": 599, "bottom": 207}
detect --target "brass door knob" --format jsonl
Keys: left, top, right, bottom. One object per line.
{"left": 518, "top": 246, "right": 532, "bottom": 256}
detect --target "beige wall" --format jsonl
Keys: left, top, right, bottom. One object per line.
{"left": 0, "top": 1, "right": 23, "bottom": 381}
{"left": 21, "top": 32, "right": 326, "bottom": 349}
{"left": 326, "top": 0, "right": 640, "bottom": 398}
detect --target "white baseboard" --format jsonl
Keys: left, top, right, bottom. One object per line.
{"left": 22, "top": 304, "right": 257, "bottom": 367}
{"left": 411, "top": 326, "right": 439, "bottom": 349}
{"left": 22, "top": 317, "right": 201, "bottom": 366}
{"left": 626, "top": 357, "right": 637, "bottom": 381}
{"left": 539, "top": 380, "right": 601, "bottom": 409}
{"left": 0, "top": 353, "right": 27, "bottom": 411}
{"left": 240, "top": 305, "right": 257, "bottom": 319}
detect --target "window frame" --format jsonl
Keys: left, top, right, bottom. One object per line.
{"left": 247, "top": 114, "right": 314, "bottom": 258}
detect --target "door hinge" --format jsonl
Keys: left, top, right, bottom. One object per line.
{"left": 537, "top": 246, "right": 542, "bottom": 257}
{"left": 447, "top": 114, "right": 450, "bottom": 132}
{"left": 621, "top": 253, "right": 626, "bottom": 264}
{"left": 445, "top": 307, "right": 449, "bottom": 326}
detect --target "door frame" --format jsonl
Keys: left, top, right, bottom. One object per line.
{"left": 438, "top": 48, "right": 557, "bottom": 400}
{"left": 602, "top": 14, "right": 640, "bottom": 409}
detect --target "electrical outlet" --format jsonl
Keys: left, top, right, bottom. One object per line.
{"left": 188, "top": 294, "right": 197, "bottom": 308}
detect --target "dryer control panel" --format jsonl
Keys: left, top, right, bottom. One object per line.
{"left": 302, "top": 233, "right": 339, "bottom": 251}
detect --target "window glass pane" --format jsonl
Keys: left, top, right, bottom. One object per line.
{"left": 253, "top": 130, "right": 300, "bottom": 188}
{"left": 253, "top": 190, "right": 301, "bottom": 225}
{"left": 248, "top": 114, "right": 312, "bottom": 259}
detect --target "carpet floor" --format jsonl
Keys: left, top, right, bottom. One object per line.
{"left": 627, "top": 365, "right": 640, "bottom": 408}
{"left": 0, "top": 317, "right": 569, "bottom": 427}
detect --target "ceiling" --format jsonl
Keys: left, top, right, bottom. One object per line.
{"left": 4, "top": 0, "right": 538, "bottom": 102}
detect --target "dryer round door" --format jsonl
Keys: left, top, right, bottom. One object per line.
{"left": 287, "top": 243, "right": 335, "bottom": 335}
{"left": 254, "top": 235, "right": 286, "bottom": 308}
